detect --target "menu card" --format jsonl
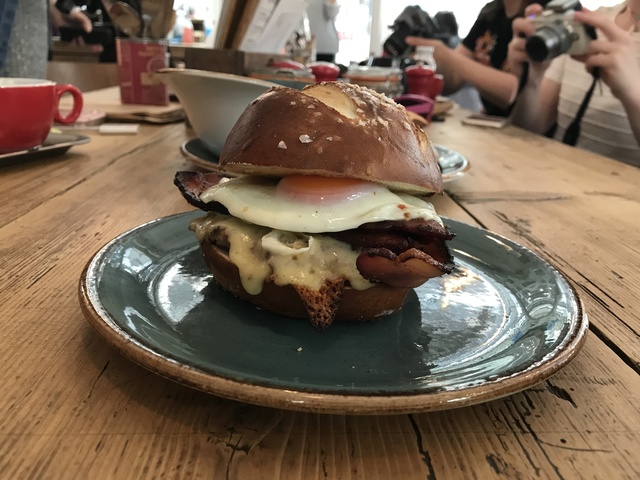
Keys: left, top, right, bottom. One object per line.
{"left": 215, "top": 0, "right": 307, "bottom": 53}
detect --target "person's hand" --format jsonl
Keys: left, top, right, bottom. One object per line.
{"left": 573, "top": 9, "right": 640, "bottom": 103}
{"left": 50, "top": 0, "right": 93, "bottom": 35}
{"left": 406, "top": 36, "right": 446, "bottom": 51}
{"left": 50, "top": 0, "right": 96, "bottom": 47}
{"left": 68, "top": 7, "right": 93, "bottom": 33}
{"left": 507, "top": 4, "right": 551, "bottom": 83}
{"left": 405, "top": 37, "right": 447, "bottom": 62}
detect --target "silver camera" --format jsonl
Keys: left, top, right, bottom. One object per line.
{"left": 526, "top": 0, "right": 597, "bottom": 62}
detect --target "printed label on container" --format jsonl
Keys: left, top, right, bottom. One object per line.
{"left": 117, "top": 39, "right": 168, "bottom": 106}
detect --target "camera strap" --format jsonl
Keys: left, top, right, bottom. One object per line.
{"left": 561, "top": 68, "right": 600, "bottom": 146}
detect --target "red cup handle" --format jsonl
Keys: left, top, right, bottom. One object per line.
{"left": 54, "top": 84, "right": 83, "bottom": 125}
{"left": 430, "top": 75, "right": 444, "bottom": 100}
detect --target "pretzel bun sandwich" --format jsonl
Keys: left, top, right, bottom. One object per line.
{"left": 175, "top": 82, "right": 455, "bottom": 330}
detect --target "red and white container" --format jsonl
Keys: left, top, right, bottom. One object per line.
{"left": 117, "top": 38, "right": 169, "bottom": 106}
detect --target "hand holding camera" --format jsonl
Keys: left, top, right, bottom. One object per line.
{"left": 571, "top": 8, "right": 640, "bottom": 104}
{"left": 507, "top": 4, "right": 549, "bottom": 82}
{"left": 508, "top": 1, "right": 594, "bottom": 83}
{"left": 525, "top": 0, "right": 596, "bottom": 62}
{"left": 509, "top": 2, "right": 640, "bottom": 104}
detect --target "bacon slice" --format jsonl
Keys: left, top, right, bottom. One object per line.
{"left": 356, "top": 247, "right": 451, "bottom": 288}
{"left": 329, "top": 219, "right": 455, "bottom": 288}
{"left": 174, "top": 171, "right": 226, "bottom": 212}
{"left": 358, "top": 218, "right": 455, "bottom": 240}
{"left": 328, "top": 223, "right": 453, "bottom": 254}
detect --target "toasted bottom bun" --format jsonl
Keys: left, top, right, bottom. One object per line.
{"left": 200, "top": 240, "right": 411, "bottom": 322}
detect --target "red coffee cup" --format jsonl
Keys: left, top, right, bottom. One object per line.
{"left": 429, "top": 74, "right": 445, "bottom": 100}
{"left": 405, "top": 65, "right": 444, "bottom": 100}
{"left": 0, "top": 78, "right": 83, "bottom": 153}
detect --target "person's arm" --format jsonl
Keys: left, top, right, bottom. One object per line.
{"left": 573, "top": 9, "right": 640, "bottom": 147}
{"left": 617, "top": 88, "right": 640, "bottom": 148}
{"left": 51, "top": 0, "right": 93, "bottom": 32}
{"left": 509, "top": 74, "right": 561, "bottom": 134}
{"left": 506, "top": 5, "right": 560, "bottom": 134}
{"left": 405, "top": 10, "right": 489, "bottom": 95}
{"left": 405, "top": 37, "right": 519, "bottom": 109}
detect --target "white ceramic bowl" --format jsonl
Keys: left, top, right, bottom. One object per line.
{"left": 157, "top": 69, "right": 277, "bottom": 156}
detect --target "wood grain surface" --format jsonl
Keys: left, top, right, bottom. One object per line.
{"left": 1, "top": 92, "right": 639, "bottom": 479}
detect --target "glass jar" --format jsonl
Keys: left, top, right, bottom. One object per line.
{"left": 414, "top": 46, "right": 437, "bottom": 71}
{"left": 342, "top": 66, "right": 403, "bottom": 97}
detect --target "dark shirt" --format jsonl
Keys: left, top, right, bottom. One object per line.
{"left": 55, "top": 0, "right": 103, "bottom": 15}
{"left": 462, "top": 1, "right": 517, "bottom": 116}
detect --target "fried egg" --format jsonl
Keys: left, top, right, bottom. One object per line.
{"left": 199, "top": 175, "right": 442, "bottom": 233}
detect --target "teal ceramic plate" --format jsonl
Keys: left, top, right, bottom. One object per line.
{"left": 180, "top": 138, "right": 469, "bottom": 183}
{"left": 180, "top": 137, "right": 223, "bottom": 172}
{"left": 80, "top": 212, "right": 587, "bottom": 415}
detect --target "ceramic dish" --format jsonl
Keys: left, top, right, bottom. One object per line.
{"left": 157, "top": 69, "right": 276, "bottom": 156}
{"left": 180, "top": 137, "right": 225, "bottom": 173}
{"left": 79, "top": 212, "right": 587, "bottom": 415}
{"left": 435, "top": 144, "right": 470, "bottom": 182}
{"left": 0, "top": 131, "right": 90, "bottom": 166}
{"left": 180, "top": 138, "right": 470, "bottom": 183}
{"left": 248, "top": 69, "right": 316, "bottom": 90}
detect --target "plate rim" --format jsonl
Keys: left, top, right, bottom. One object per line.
{"left": 79, "top": 212, "right": 588, "bottom": 415}
{"left": 0, "top": 132, "right": 90, "bottom": 161}
{"left": 179, "top": 138, "right": 222, "bottom": 172}
{"left": 434, "top": 144, "right": 470, "bottom": 182}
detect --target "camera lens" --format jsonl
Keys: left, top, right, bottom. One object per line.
{"left": 383, "top": 23, "right": 413, "bottom": 57}
{"left": 525, "top": 24, "right": 573, "bottom": 62}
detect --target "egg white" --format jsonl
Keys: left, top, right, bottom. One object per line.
{"left": 199, "top": 176, "right": 442, "bottom": 233}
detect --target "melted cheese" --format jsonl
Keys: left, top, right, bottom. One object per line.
{"left": 190, "top": 213, "right": 373, "bottom": 294}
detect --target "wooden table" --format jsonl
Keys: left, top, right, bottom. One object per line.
{"left": 2, "top": 90, "right": 639, "bottom": 479}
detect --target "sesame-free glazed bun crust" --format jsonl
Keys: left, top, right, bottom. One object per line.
{"left": 200, "top": 240, "right": 411, "bottom": 323}
{"left": 219, "top": 82, "right": 443, "bottom": 195}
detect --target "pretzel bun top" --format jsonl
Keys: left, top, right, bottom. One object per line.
{"left": 218, "top": 82, "right": 443, "bottom": 195}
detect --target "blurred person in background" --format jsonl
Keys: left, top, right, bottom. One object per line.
{"left": 406, "top": 0, "right": 537, "bottom": 116}
{"left": 1, "top": 1, "right": 50, "bottom": 78}
{"left": 169, "top": 5, "right": 195, "bottom": 43}
{"left": 508, "top": 1, "right": 640, "bottom": 166}
{"left": 307, "top": 0, "right": 340, "bottom": 62}
{"left": 1, "top": 0, "right": 96, "bottom": 77}
{"left": 50, "top": 0, "right": 96, "bottom": 33}
{"left": 52, "top": 0, "right": 117, "bottom": 62}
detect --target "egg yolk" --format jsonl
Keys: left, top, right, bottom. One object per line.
{"left": 276, "top": 175, "right": 377, "bottom": 204}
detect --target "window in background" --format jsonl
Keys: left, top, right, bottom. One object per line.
{"left": 333, "top": 0, "right": 486, "bottom": 64}
{"left": 170, "top": 1, "right": 223, "bottom": 43}
{"left": 333, "top": 0, "right": 624, "bottom": 65}
{"left": 174, "top": 0, "right": 622, "bottom": 63}
{"left": 334, "top": 0, "right": 372, "bottom": 65}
